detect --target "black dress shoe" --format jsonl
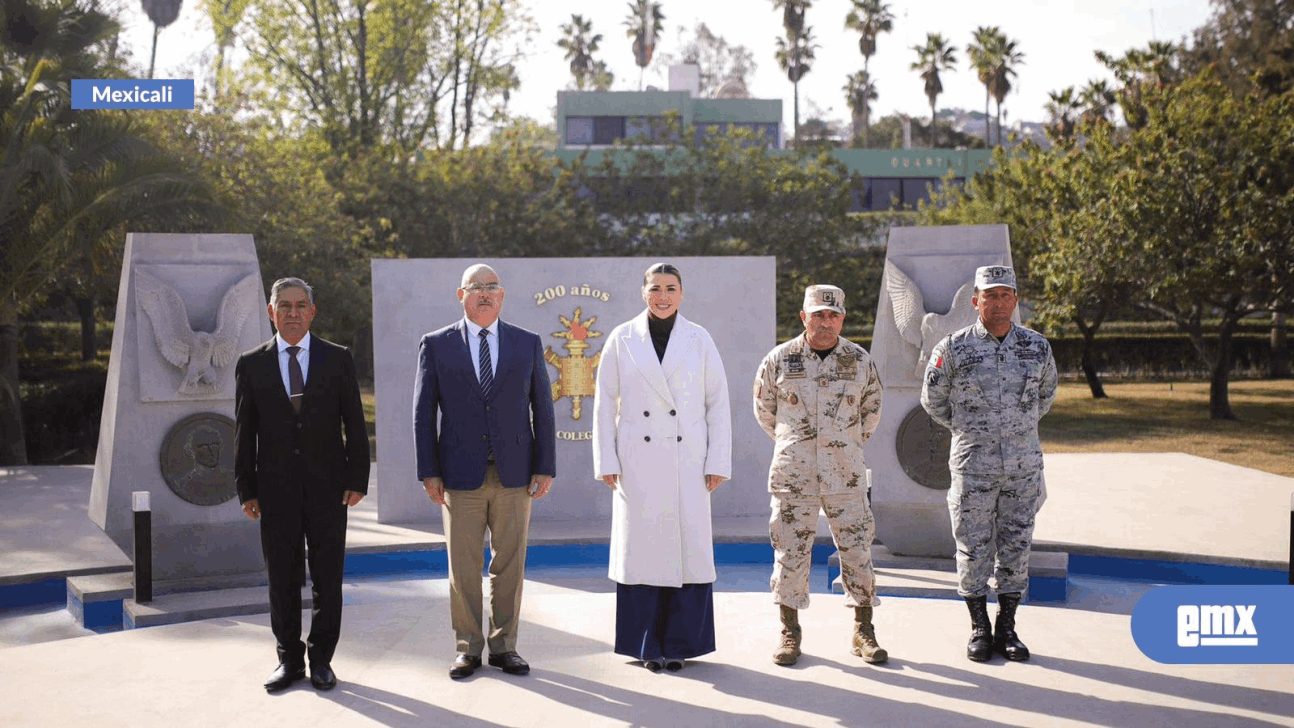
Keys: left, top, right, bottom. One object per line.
{"left": 264, "top": 663, "right": 306, "bottom": 692}
{"left": 310, "top": 663, "right": 337, "bottom": 690}
{"left": 487, "top": 651, "right": 530, "bottom": 675}
{"left": 449, "top": 653, "right": 482, "bottom": 679}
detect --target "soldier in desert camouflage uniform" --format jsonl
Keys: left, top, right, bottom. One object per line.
{"left": 753, "top": 285, "right": 887, "bottom": 666}
{"left": 921, "top": 265, "right": 1057, "bottom": 663}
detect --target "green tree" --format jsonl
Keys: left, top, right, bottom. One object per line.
{"left": 200, "top": 0, "right": 249, "bottom": 98}
{"left": 843, "top": 70, "right": 877, "bottom": 146}
{"left": 987, "top": 35, "right": 1023, "bottom": 146}
{"left": 1078, "top": 79, "right": 1117, "bottom": 126}
{"left": 2, "top": 0, "right": 213, "bottom": 464}
{"left": 578, "top": 117, "right": 868, "bottom": 324}
{"left": 910, "top": 32, "right": 956, "bottom": 147}
{"left": 1188, "top": 0, "right": 1294, "bottom": 96}
{"left": 1044, "top": 86, "right": 1080, "bottom": 140}
{"left": 966, "top": 26, "right": 1002, "bottom": 147}
{"left": 623, "top": 0, "right": 664, "bottom": 91}
{"left": 775, "top": 26, "right": 818, "bottom": 147}
{"left": 1110, "top": 75, "right": 1294, "bottom": 418}
{"left": 772, "top": 0, "right": 813, "bottom": 145}
{"left": 242, "top": 0, "right": 528, "bottom": 154}
{"left": 558, "top": 14, "right": 604, "bottom": 90}
{"left": 843, "top": 0, "right": 893, "bottom": 147}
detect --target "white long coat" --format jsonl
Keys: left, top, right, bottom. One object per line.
{"left": 593, "top": 311, "right": 732, "bottom": 586}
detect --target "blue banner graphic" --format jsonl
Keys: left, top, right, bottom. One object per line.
{"left": 71, "top": 80, "right": 195, "bottom": 110}
{"left": 1131, "top": 585, "right": 1294, "bottom": 664}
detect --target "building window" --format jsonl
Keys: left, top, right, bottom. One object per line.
{"left": 870, "top": 179, "right": 902, "bottom": 210}
{"left": 566, "top": 117, "right": 594, "bottom": 145}
{"left": 593, "top": 116, "right": 625, "bottom": 145}
{"left": 901, "top": 178, "right": 933, "bottom": 208}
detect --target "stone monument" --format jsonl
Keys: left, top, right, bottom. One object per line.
{"left": 89, "top": 233, "right": 272, "bottom": 580}
{"left": 865, "top": 225, "right": 1017, "bottom": 557}
{"left": 371, "top": 257, "right": 777, "bottom": 526}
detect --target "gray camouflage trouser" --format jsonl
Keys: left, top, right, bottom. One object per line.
{"left": 770, "top": 493, "right": 876, "bottom": 609}
{"left": 948, "top": 471, "right": 1042, "bottom": 598}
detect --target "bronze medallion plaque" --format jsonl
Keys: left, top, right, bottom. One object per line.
{"left": 895, "top": 405, "right": 952, "bottom": 490}
{"left": 159, "top": 412, "right": 237, "bottom": 505}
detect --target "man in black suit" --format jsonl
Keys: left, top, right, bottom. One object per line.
{"left": 413, "top": 263, "right": 556, "bottom": 679}
{"left": 235, "top": 277, "right": 370, "bottom": 692}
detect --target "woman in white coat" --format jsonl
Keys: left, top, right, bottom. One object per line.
{"left": 593, "top": 263, "right": 732, "bottom": 671}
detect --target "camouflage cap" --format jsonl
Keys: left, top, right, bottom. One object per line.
{"left": 974, "top": 265, "right": 1016, "bottom": 291}
{"left": 803, "top": 284, "right": 846, "bottom": 314}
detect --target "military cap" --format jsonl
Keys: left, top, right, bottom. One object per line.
{"left": 974, "top": 265, "right": 1016, "bottom": 291}
{"left": 803, "top": 284, "right": 845, "bottom": 314}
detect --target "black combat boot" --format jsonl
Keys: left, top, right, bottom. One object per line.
{"left": 994, "top": 592, "right": 1030, "bottom": 661}
{"left": 964, "top": 596, "right": 993, "bottom": 662}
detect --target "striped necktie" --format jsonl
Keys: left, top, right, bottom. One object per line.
{"left": 478, "top": 329, "right": 493, "bottom": 398}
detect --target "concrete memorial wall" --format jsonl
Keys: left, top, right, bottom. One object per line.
{"left": 372, "top": 257, "right": 777, "bottom": 526}
{"left": 865, "top": 225, "right": 1018, "bottom": 557}
{"left": 90, "top": 233, "right": 272, "bottom": 580}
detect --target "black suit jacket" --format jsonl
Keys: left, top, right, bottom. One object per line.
{"left": 234, "top": 335, "right": 370, "bottom": 511}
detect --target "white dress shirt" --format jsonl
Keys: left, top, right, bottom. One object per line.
{"left": 463, "top": 318, "right": 499, "bottom": 383}
{"left": 275, "top": 331, "right": 311, "bottom": 397}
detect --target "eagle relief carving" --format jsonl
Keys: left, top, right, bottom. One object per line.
{"left": 885, "top": 260, "right": 979, "bottom": 380}
{"left": 135, "top": 269, "right": 259, "bottom": 396}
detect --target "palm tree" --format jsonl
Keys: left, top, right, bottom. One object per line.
{"left": 1079, "top": 79, "right": 1117, "bottom": 127}
{"left": 623, "top": 1, "right": 664, "bottom": 91}
{"left": 775, "top": 26, "right": 818, "bottom": 147}
{"left": 844, "top": 0, "right": 894, "bottom": 147}
{"left": 910, "top": 33, "right": 957, "bottom": 148}
{"left": 1, "top": 0, "right": 214, "bottom": 464}
{"left": 989, "top": 36, "right": 1024, "bottom": 146}
{"left": 966, "top": 26, "right": 1002, "bottom": 147}
{"left": 557, "top": 14, "right": 603, "bottom": 90}
{"left": 140, "top": 0, "right": 184, "bottom": 79}
{"left": 772, "top": 0, "right": 811, "bottom": 39}
{"left": 843, "top": 70, "right": 878, "bottom": 146}
{"left": 1045, "top": 86, "right": 1082, "bottom": 140}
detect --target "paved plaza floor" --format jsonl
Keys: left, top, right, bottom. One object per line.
{"left": 2, "top": 454, "right": 1292, "bottom": 727}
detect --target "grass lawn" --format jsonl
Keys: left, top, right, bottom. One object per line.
{"left": 1041, "top": 380, "right": 1294, "bottom": 477}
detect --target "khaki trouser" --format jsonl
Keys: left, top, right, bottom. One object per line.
{"left": 770, "top": 492, "right": 876, "bottom": 609}
{"left": 443, "top": 464, "right": 532, "bottom": 655}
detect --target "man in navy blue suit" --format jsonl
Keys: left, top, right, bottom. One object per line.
{"left": 413, "top": 263, "right": 557, "bottom": 679}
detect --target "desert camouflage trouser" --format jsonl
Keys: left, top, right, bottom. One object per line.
{"left": 769, "top": 493, "right": 876, "bottom": 609}
{"left": 948, "top": 471, "right": 1042, "bottom": 598}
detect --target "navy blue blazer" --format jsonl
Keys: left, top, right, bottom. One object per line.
{"left": 412, "top": 319, "right": 557, "bottom": 490}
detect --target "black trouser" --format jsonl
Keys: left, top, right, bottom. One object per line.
{"left": 260, "top": 494, "right": 348, "bottom": 667}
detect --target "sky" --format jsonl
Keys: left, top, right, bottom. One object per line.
{"left": 113, "top": 0, "right": 1216, "bottom": 137}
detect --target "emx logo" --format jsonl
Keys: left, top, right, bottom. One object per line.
{"left": 1177, "top": 604, "right": 1257, "bottom": 647}
{"left": 1132, "top": 585, "right": 1294, "bottom": 664}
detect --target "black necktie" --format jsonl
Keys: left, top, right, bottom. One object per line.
{"left": 478, "top": 329, "right": 493, "bottom": 398}
{"left": 287, "top": 345, "right": 304, "bottom": 414}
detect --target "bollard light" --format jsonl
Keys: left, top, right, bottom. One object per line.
{"left": 132, "top": 490, "right": 153, "bottom": 603}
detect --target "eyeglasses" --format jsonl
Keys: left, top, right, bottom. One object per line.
{"left": 462, "top": 283, "right": 502, "bottom": 294}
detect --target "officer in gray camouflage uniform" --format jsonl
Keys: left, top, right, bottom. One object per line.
{"left": 753, "top": 284, "right": 887, "bottom": 666}
{"left": 920, "top": 265, "right": 1057, "bottom": 662}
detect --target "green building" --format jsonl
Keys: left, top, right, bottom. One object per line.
{"left": 552, "top": 76, "right": 993, "bottom": 213}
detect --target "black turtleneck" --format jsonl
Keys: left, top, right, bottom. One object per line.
{"left": 648, "top": 312, "right": 677, "bottom": 362}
